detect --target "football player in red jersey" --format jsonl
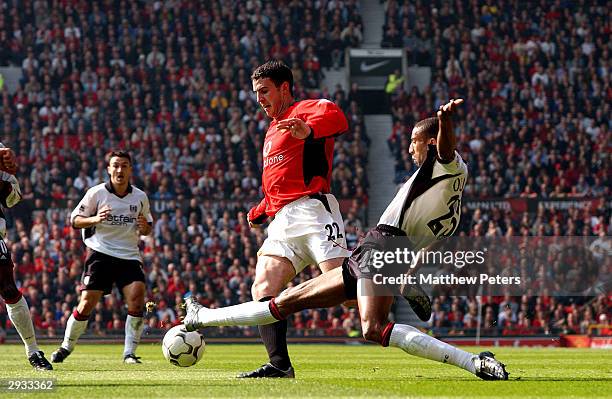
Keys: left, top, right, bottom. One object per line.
{"left": 185, "top": 99, "right": 509, "bottom": 381}
{"left": 236, "top": 60, "right": 350, "bottom": 378}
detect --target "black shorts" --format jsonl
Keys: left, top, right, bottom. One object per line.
{"left": 342, "top": 224, "right": 406, "bottom": 300}
{"left": 82, "top": 250, "right": 145, "bottom": 295}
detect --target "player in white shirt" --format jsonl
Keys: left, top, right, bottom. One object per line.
{"left": 0, "top": 145, "right": 53, "bottom": 370}
{"left": 51, "top": 151, "right": 153, "bottom": 364}
{"left": 184, "top": 99, "right": 508, "bottom": 380}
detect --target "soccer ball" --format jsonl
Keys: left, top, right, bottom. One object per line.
{"left": 162, "top": 325, "right": 205, "bottom": 367}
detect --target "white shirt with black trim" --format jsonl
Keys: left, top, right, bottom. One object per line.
{"left": 378, "top": 145, "right": 468, "bottom": 250}
{"left": 70, "top": 182, "right": 153, "bottom": 261}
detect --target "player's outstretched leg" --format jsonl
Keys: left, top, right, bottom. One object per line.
{"left": 387, "top": 323, "right": 508, "bottom": 380}
{"left": 1, "top": 264, "right": 52, "bottom": 370}
{"left": 183, "top": 295, "right": 280, "bottom": 331}
{"left": 183, "top": 267, "right": 347, "bottom": 332}
{"left": 185, "top": 294, "right": 293, "bottom": 378}
{"left": 358, "top": 280, "right": 507, "bottom": 381}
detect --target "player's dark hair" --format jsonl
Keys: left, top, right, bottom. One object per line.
{"left": 414, "top": 117, "right": 439, "bottom": 140}
{"left": 251, "top": 60, "right": 294, "bottom": 96}
{"left": 106, "top": 150, "right": 132, "bottom": 165}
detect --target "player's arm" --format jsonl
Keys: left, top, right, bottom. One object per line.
{"left": 277, "top": 100, "right": 348, "bottom": 140}
{"left": 0, "top": 172, "right": 22, "bottom": 208}
{"left": 72, "top": 205, "right": 112, "bottom": 228}
{"left": 137, "top": 196, "right": 154, "bottom": 236}
{"left": 70, "top": 189, "right": 111, "bottom": 228}
{"left": 247, "top": 198, "right": 268, "bottom": 228}
{"left": 436, "top": 98, "right": 463, "bottom": 162}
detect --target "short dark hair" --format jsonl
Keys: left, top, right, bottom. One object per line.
{"left": 251, "top": 60, "right": 294, "bottom": 96}
{"left": 106, "top": 150, "right": 132, "bottom": 165}
{"left": 414, "top": 117, "right": 439, "bottom": 140}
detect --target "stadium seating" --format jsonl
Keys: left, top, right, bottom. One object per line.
{"left": 0, "top": 1, "right": 366, "bottom": 337}
{"left": 385, "top": 0, "right": 610, "bottom": 334}
{"left": 0, "top": 0, "right": 609, "bottom": 339}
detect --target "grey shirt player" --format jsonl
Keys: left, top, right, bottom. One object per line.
{"left": 70, "top": 182, "right": 153, "bottom": 261}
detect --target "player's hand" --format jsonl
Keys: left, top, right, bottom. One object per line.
{"left": 136, "top": 214, "right": 150, "bottom": 234}
{"left": 0, "top": 148, "right": 17, "bottom": 175}
{"left": 437, "top": 98, "right": 463, "bottom": 122}
{"left": 277, "top": 118, "right": 312, "bottom": 140}
{"left": 95, "top": 205, "right": 112, "bottom": 224}
{"left": 248, "top": 218, "right": 261, "bottom": 229}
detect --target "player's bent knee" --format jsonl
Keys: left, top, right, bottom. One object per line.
{"left": 0, "top": 283, "right": 20, "bottom": 302}
{"left": 78, "top": 295, "right": 101, "bottom": 315}
{"left": 274, "top": 295, "right": 297, "bottom": 317}
{"left": 251, "top": 283, "right": 264, "bottom": 301}
{"left": 361, "top": 321, "right": 384, "bottom": 344}
{"left": 251, "top": 281, "right": 281, "bottom": 301}
{"left": 77, "top": 302, "right": 96, "bottom": 315}
{"left": 125, "top": 292, "right": 145, "bottom": 308}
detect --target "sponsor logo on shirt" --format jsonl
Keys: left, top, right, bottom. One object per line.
{"left": 263, "top": 140, "right": 272, "bottom": 157}
{"left": 105, "top": 214, "right": 137, "bottom": 226}
{"left": 263, "top": 139, "right": 284, "bottom": 168}
{"left": 264, "top": 154, "right": 284, "bottom": 168}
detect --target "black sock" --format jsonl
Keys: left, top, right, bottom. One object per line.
{"left": 258, "top": 320, "right": 291, "bottom": 370}
{"left": 258, "top": 296, "right": 291, "bottom": 370}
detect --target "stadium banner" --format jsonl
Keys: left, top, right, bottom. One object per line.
{"left": 534, "top": 197, "right": 609, "bottom": 212}
{"left": 348, "top": 48, "right": 404, "bottom": 89}
{"left": 559, "top": 334, "right": 591, "bottom": 348}
{"left": 590, "top": 337, "right": 612, "bottom": 349}
{"left": 464, "top": 198, "right": 527, "bottom": 213}
{"left": 7, "top": 197, "right": 608, "bottom": 225}
{"left": 463, "top": 197, "right": 608, "bottom": 214}
{"left": 356, "top": 236, "right": 610, "bottom": 297}
{"left": 560, "top": 335, "right": 612, "bottom": 348}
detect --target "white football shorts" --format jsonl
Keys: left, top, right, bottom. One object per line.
{"left": 258, "top": 193, "right": 351, "bottom": 273}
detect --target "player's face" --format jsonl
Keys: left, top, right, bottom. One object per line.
{"left": 107, "top": 156, "right": 132, "bottom": 186}
{"left": 409, "top": 129, "right": 433, "bottom": 167}
{"left": 252, "top": 78, "right": 290, "bottom": 118}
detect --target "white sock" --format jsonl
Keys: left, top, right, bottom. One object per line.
{"left": 196, "top": 300, "right": 279, "bottom": 327}
{"left": 6, "top": 297, "right": 40, "bottom": 357}
{"left": 61, "top": 313, "right": 89, "bottom": 352}
{"left": 124, "top": 315, "right": 144, "bottom": 356}
{"left": 389, "top": 324, "right": 476, "bottom": 374}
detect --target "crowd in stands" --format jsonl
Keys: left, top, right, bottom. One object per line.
{"left": 428, "top": 293, "right": 611, "bottom": 337}
{"left": 385, "top": 0, "right": 610, "bottom": 335}
{"left": 0, "top": 0, "right": 609, "bottom": 341}
{"left": 0, "top": 0, "right": 367, "bottom": 339}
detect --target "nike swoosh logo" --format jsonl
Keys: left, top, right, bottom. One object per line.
{"left": 360, "top": 60, "right": 390, "bottom": 72}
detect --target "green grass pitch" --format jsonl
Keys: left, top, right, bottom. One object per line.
{"left": 1, "top": 343, "right": 611, "bottom": 398}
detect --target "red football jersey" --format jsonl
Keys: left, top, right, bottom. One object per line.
{"left": 248, "top": 99, "right": 348, "bottom": 223}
